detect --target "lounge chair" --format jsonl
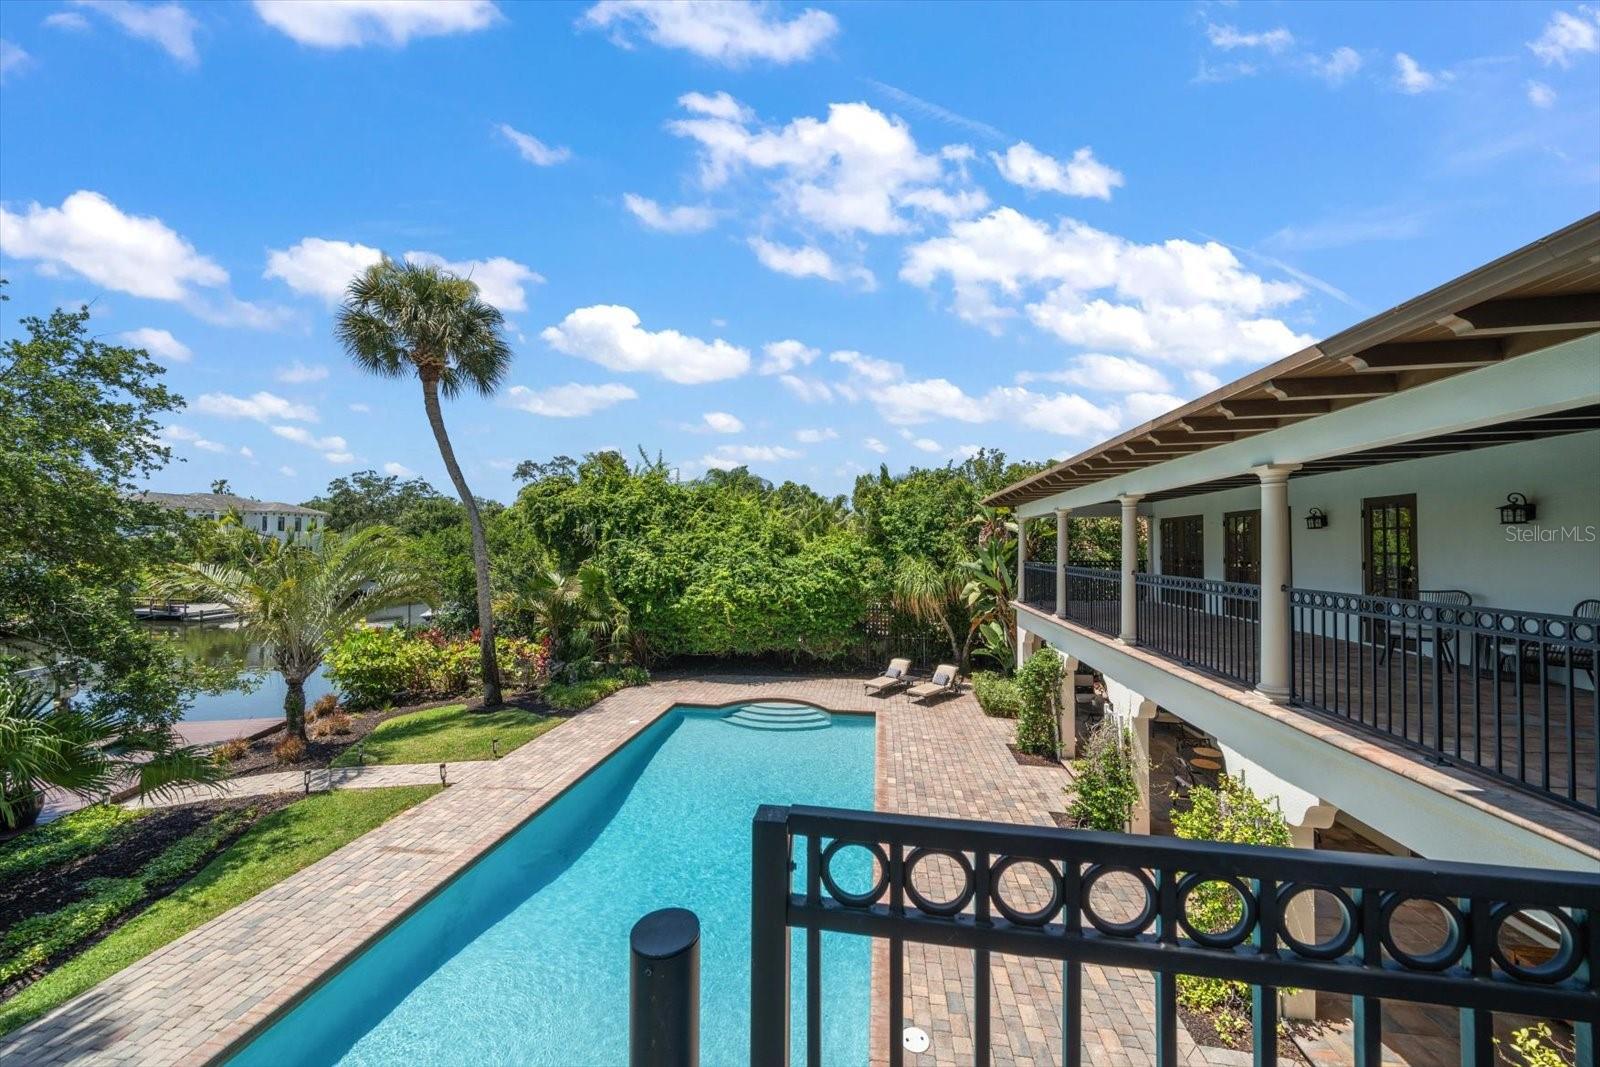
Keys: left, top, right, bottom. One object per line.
{"left": 907, "top": 664, "right": 960, "bottom": 704}
{"left": 863, "top": 657, "right": 912, "bottom": 696}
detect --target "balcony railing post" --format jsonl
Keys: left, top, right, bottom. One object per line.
{"left": 750, "top": 805, "right": 791, "bottom": 1065}
{"left": 1055, "top": 508, "right": 1070, "bottom": 618}
{"left": 629, "top": 908, "right": 700, "bottom": 1067}
{"left": 1118, "top": 494, "right": 1142, "bottom": 643}
{"left": 1252, "top": 464, "right": 1300, "bottom": 703}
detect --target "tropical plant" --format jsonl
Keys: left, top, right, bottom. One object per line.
{"left": 497, "top": 563, "right": 632, "bottom": 682}
{"left": 1066, "top": 719, "right": 1141, "bottom": 831}
{"left": 152, "top": 526, "right": 435, "bottom": 740}
{"left": 960, "top": 507, "right": 1018, "bottom": 669}
{"left": 335, "top": 259, "right": 513, "bottom": 706}
{"left": 0, "top": 680, "right": 222, "bottom": 830}
{"left": 1014, "top": 649, "right": 1064, "bottom": 757}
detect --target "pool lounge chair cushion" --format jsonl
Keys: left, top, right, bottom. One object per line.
{"left": 864, "top": 658, "right": 913, "bottom": 694}
{"left": 908, "top": 664, "right": 959, "bottom": 704}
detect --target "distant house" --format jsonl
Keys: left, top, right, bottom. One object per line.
{"left": 137, "top": 491, "right": 329, "bottom": 543}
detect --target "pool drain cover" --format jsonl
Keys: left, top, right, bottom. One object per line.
{"left": 902, "top": 1026, "right": 931, "bottom": 1053}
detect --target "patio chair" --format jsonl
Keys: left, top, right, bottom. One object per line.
{"left": 1496, "top": 598, "right": 1600, "bottom": 690}
{"left": 1378, "top": 589, "right": 1471, "bottom": 672}
{"left": 907, "top": 664, "right": 960, "bottom": 705}
{"left": 863, "top": 657, "right": 913, "bottom": 696}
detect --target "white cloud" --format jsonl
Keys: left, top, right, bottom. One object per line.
{"left": 117, "top": 327, "right": 191, "bottom": 362}
{"left": 253, "top": 0, "right": 500, "bottom": 48}
{"left": 778, "top": 375, "right": 834, "bottom": 403}
{"left": 863, "top": 436, "right": 888, "bottom": 454}
{"left": 991, "top": 142, "right": 1124, "bottom": 200}
{"left": 1, "top": 191, "right": 227, "bottom": 301}
{"left": 0, "top": 39, "right": 33, "bottom": 82}
{"left": 581, "top": 0, "right": 837, "bottom": 66}
{"left": 697, "top": 442, "right": 802, "bottom": 470}
{"left": 382, "top": 461, "right": 417, "bottom": 477}
{"left": 748, "top": 237, "right": 875, "bottom": 288}
{"left": 701, "top": 411, "right": 744, "bottom": 433}
{"left": 759, "top": 339, "right": 819, "bottom": 375}
{"left": 670, "top": 94, "right": 971, "bottom": 237}
{"left": 278, "top": 465, "right": 297, "bottom": 477}
{"left": 162, "top": 424, "right": 226, "bottom": 452}
{"left": 401, "top": 251, "right": 543, "bottom": 312}
{"left": 903, "top": 431, "right": 943, "bottom": 453}
{"left": 1205, "top": 23, "right": 1294, "bottom": 52}
{"left": 43, "top": 11, "right": 92, "bottom": 30}
{"left": 349, "top": 402, "right": 372, "bottom": 414}
{"left": 1122, "top": 391, "right": 1186, "bottom": 424}
{"left": 623, "top": 194, "right": 716, "bottom": 233}
{"left": 1394, "top": 53, "right": 1447, "bottom": 93}
{"left": 1188, "top": 369, "right": 1222, "bottom": 393}
{"left": 73, "top": 1, "right": 200, "bottom": 65}
{"left": 498, "top": 123, "right": 571, "bottom": 166}
{"left": 541, "top": 305, "right": 750, "bottom": 383}
{"left": 1017, "top": 354, "right": 1171, "bottom": 393}
{"left": 1527, "top": 80, "right": 1558, "bottom": 107}
{"left": 795, "top": 427, "right": 836, "bottom": 443}
{"left": 272, "top": 424, "right": 352, "bottom": 463}
{"left": 276, "top": 360, "right": 330, "bottom": 384}
{"left": 900, "top": 207, "right": 1310, "bottom": 365}
{"left": 264, "top": 237, "right": 382, "bottom": 302}
{"left": 1529, "top": 7, "right": 1600, "bottom": 67}
{"left": 505, "top": 381, "right": 638, "bottom": 417}
{"left": 239, "top": 445, "right": 254, "bottom": 459}
{"left": 1308, "top": 46, "right": 1363, "bottom": 85}
{"left": 196, "top": 391, "right": 317, "bottom": 422}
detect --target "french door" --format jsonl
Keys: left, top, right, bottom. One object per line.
{"left": 1159, "top": 515, "right": 1204, "bottom": 608}
{"left": 1362, "top": 494, "right": 1419, "bottom": 599}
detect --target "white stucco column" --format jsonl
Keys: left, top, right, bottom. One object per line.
{"left": 1252, "top": 465, "right": 1300, "bottom": 703}
{"left": 1282, "top": 805, "right": 1338, "bottom": 1019}
{"left": 1054, "top": 508, "right": 1070, "bottom": 617}
{"left": 1127, "top": 699, "right": 1157, "bottom": 834}
{"left": 1016, "top": 512, "right": 1028, "bottom": 602}
{"left": 1118, "top": 494, "right": 1143, "bottom": 643}
{"left": 1057, "top": 651, "right": 1080, "bottom": 759}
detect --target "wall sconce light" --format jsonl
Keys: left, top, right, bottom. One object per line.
{"left": 1304, "top": 508, "right": 1329, "bottom": 530}
{"left": 1498, "top": 493, "right": 1536, "bottom": 525}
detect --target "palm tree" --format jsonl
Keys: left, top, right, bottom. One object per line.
{"left": 497, "top": 563, "right": 632, "bottom": 681}
{"left": 1, "top": 680, "right": 223, "bottom": 830}
{"left": 335, "top": 259, "right": 512, "bottom": 707}
{"left": 154, "top": 526, "right": 435, "bottom": 740}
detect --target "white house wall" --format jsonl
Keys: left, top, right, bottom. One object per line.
{"left": 1144, "top": 430, "right": 1600, "bottom": 618}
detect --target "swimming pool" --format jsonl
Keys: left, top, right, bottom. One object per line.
{"left": 228, "top": 702, "right": 875, "bottom": 1066}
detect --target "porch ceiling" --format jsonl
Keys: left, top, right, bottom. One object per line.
{"left": 987, "top": 213, "right": 1600, "bottom": 509}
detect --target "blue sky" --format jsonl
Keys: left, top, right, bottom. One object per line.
{"left": 2, "top": 1, "right": 1597, "bottom": 502}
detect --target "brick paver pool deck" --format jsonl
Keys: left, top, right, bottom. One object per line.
{"left": 2, "top": 675, "right": 1233, "bottom": 1066}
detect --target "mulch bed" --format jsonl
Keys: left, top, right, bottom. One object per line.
{"left": 0, "top": 794, "right": 297, "bottom": 999}
{"left": 1008, "top": 744, "right": 1065, "bottom": 768}
{"left": 1177, "top": 1004, "right": 1314, "bottom": 1065}
{"left": 221, "top": 689, "right": 556, "bottom": 779}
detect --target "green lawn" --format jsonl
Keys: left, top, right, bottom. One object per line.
{"left": 331, "top": 703, "right": 559, "bottom": 767}
{"left": 0, "top": 785, "right": 440, "bottom": 1037}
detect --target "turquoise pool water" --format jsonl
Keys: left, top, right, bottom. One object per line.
{"left": 228, "top": 703, "right": 875, "bottom": 1066}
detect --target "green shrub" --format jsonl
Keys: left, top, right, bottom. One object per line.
{"left": 1013, "top": 649, "right": 1062, "bottom": 756}
{"left": 970, "top": 671, "right": 1023, "bottom": 718}
{"left": 1498, "top": 1023, "right": 1572, "bottom": 1067}
{"left": 0, "top": 805, "right": 143, "bottom": 883}
{"left": 544, "top": 667, "right": 649, "bottom": 711}
{"left": 1170, "top": 774, "right": 1291, "bottom": 1040}
{"left": 1066, "top": 719, "right": 1140, "bottom": 831}
{"left": 323, "top": 626, "right": 431, "bottom": 709}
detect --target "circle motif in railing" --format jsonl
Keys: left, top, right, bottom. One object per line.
{"left": 1378, "top": 894, "right": 1468, "bottom": 972}
{"left": 820, "top": 839, "right": 890, "bottom": 908}
{"left": 1275, "top": 884, "right": 1359, "bottom": 960}
{"left": 1176, "top": 873, "right": 1258, "bottom": 949}
{"left": 1489, "top": 904, "right": 1585, "bottom": 984}
{"left": 903, "top": 848, "right": 976, "bottom": 918}
{"left": 1081, "top": 864, "right": 1157, "bottom": 937}
{"left": 989, "top": 856, "right": 1063, "bottom": 926}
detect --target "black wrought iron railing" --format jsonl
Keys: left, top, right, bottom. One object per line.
{"left": 749, "top": 804, "right": 1598, "bottom": 1067}
{"left": 1021, "top": 561, "right": 1055, "bottom": 610}
{"left": 1065, "top": 565, "right": 1119, "bottom": 637}
{"left": 1290, "top": 589, "right": 1600, "bottom": 815}
{"left": 1135, "top": 573, "right": 1260, "bottom": 687}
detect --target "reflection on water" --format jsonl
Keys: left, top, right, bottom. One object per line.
{"left": 145, "top": 622, "right": 335, "bottom": 723}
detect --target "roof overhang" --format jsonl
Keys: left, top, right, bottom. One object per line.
{"left": 986, "top": 213, "right": 1600, "bottom": 509}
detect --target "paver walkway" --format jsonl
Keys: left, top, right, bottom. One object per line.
{"left": 0, "top": 675, "right": 1235, "bottom": 1066}
{"left": 123, "top": 761, "right": 467, "bottom": 810}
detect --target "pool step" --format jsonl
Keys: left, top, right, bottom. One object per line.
{"left": 722, "top": 702, "right": 832, "bottom": 731}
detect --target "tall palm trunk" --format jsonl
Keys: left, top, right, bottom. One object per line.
{"left": 421, "top": 376, "right": 503, "bottom": 707}
{"left": 284, "top": 676, "right": 309, "bottom": 742}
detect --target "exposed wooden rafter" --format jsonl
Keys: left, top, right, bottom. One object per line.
{"left": 1215, "top": 399, "right": 1332, "bottom": 419}
{"left": 1177, "top": 416, "right": 1302, "bottom": 433}
{"left": 1340, "top": 338, "right": 1506, "bottom": 371}
{"left": 1455, "top": 293, "right": 1600, "bottom": 334}
{"left": 1263, "top": 374, "right": 1399, "bottom": 400}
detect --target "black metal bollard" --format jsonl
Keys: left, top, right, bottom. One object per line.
{"left": 629, "top": 908, "right": 700, "bottom": 1067}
